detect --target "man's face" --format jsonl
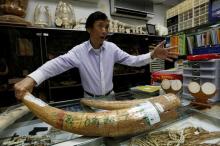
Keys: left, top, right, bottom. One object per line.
{"left": 88, "top": 19, "right": 109, "bottom": 43}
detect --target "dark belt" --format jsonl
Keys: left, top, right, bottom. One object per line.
{"left": 84, "top": 89, "right": 113, "bottom": 97}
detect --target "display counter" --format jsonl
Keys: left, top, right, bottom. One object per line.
{"left": 0, "top": 92, "right": 220, "bottom": 146}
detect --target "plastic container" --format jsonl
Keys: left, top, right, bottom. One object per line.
{"left": 183, "top": 75, "right": 220, "bottom": 85}
{"left": 183, "top": 59, "right": 220, "bottom": 69}
{"left": 0, "top": 0, "right": 29, "bottom": 17}
{"left": 183, "top": 68, "right": 219, "bottom": 77}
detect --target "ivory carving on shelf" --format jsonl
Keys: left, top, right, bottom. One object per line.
{"left": 55, "top": 0, "right": 76, "bottom": 29}
{"left": 156, "top": 24, "right": 168, "bottom": 36}
{"left": 0, "top": 105, "right": 30, "bottom": 132}
{"left": 109, "top": 19, "right": 146, "bottom": 34}
{"left": 74, "top": 17, "right": 86, "bottom": 31}
{"left": 0, "top": 0, "right": 29, "bottom": 17}
{"left": 33, "top": 4, "right": 51, "bottom": 27}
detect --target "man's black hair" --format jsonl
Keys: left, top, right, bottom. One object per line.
{"left": 85, "top": 11, "right": 108, "bottom": 29}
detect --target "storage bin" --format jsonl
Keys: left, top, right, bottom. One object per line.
{"left": 183, "top": 75, "right": 220, "bottom": 85}
{"left": 183, "top": 68, "right": 219, "bottom": 77}
{"left": 183, "top": 59, "right": 220, "bottom": 69}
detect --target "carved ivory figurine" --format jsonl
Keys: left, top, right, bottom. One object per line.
{"left": 55, "top": 0, "right": 76, "bottom": 29}
{"left": 33, "top": 4, "right": 51, "bottom": 27}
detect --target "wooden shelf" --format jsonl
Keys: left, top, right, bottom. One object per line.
{"left": 108, "top": 32, "right": 164, "bottom": 38}
{"left": 0, "top": 24, "right": 164, "bottom": 39}
{"left": 0, "top": 24, "right": 86, "bottom": 32}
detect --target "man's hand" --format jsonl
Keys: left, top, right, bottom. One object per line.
{"left": 151, "top": 40, "right": 179, "bottom": 62}
{"left": 14, "top": 77, "right": 36, "bottom": 100}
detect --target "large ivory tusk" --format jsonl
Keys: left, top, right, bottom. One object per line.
{"left": 21, "top": 92, "right": 180, "bottom": 137}
{"left": 0, "top": 105, "right": 29, "bottom": 132}
{"left": 80, "top": 93, "right": 180, "bottom": 111}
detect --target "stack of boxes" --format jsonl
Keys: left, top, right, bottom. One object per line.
{"left": 194, "top": 0, "right": 209, "bottom": 27}
{"left": 166, "top": 0, "right": 209, "bottom": 34}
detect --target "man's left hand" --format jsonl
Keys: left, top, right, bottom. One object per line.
{"left": 151, "top": 40, "right": 179, "bottom": 62}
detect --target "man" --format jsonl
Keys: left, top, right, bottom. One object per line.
{"left": 14, "top": 11, "right": 178, "bottom": 99}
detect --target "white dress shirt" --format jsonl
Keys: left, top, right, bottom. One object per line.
{"left": 28, "top": 40, "right": 152, "bottom": 95}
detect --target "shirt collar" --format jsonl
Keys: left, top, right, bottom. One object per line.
{"left": 87, "top": 40, "right": 106, "bottom": 52}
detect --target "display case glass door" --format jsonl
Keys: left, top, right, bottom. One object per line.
{"left": 42, "top": 30, "right": 89, "bottom": 101}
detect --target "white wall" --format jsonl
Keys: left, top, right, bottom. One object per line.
{"left": 148, "top": 4, "right": 168, "bottom": 26}
{"left": 25, "top": 0, "right": 167, "bottom": 27}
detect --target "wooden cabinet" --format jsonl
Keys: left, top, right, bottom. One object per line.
{"left": 37, "top": 29, "right": 89, "bottom": 101}
{"left": 0, "top": 25, "right": 164, "bottom": 106}
{"left": 0, "top": 26, "right": 44, "bottom": 106}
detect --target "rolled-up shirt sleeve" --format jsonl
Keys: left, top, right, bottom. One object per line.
{"left": 28, "top": 48, "right": 80, "bottom": 86}
{"left": 114, "top": 44, "right": 153, "bottom": 67}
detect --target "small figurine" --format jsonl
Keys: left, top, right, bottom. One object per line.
{"left": 33, "top": 4, "right": 51, "bottom": 27}
{"left": 55, "top": 0, "right": 76, "bottom": 29}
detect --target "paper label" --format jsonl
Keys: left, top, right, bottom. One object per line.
{"left": 128, "top": 101, "right": 160, "bottom": 125}
{"left": 24, "top": 94, "right": 47, "bottom": 107}
{"left": 154, "top": 102, "right": 164, "bottom": 113}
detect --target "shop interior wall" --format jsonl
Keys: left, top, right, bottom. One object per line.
{"left": 25, "top": 0, "right": 168, "bottom": 27}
